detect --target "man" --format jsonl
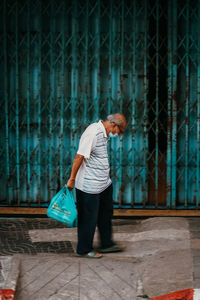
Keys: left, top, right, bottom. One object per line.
{"left": 67, "top": 113, "right": 127, "bottom": 258}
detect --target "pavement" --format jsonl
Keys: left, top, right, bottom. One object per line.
{"left": 0, "top": 216, "right": 200, "bottom": 299}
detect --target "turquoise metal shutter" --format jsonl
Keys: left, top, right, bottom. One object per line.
{"left": 0, "top": 0, "right": 200, "bottom": 209}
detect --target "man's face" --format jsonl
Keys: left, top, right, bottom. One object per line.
{"left": 111, "top": 122, "right": 126, "bottom": 136}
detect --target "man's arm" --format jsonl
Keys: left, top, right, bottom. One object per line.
{"left": 66, "top": 154, "right": 84, "bottom": 190}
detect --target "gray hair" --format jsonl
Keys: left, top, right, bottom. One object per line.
{"left": 107, "top": 114, "right": 124, "bottom": 127}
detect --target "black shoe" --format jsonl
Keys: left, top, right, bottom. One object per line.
{"left": 98, "top": 244, "right": 125, "bottom": 253}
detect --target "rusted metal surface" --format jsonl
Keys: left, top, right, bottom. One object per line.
{"left": 0, "top": 0, "right": 200, "bottom": 209}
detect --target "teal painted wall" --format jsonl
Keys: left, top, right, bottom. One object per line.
{"left": 0, "top": 0, "right": 200, "bottom": 208}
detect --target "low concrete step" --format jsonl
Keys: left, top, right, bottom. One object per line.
{"left": 0, "top": 255, "right": 20, "bottom": 299}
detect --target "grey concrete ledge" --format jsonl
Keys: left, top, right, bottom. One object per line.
{"left": 0, "top": 255, "right": 20, "bottom": 291}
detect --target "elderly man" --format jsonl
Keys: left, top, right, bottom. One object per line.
{"left": 67, "top": 113, "right": 127, "bottom": 258}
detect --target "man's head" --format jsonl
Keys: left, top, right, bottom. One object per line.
{"left": 105, "top": 113, "right": 127, "bottom": 136}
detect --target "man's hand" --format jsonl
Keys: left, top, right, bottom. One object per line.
{"left": 66, "top": 178, "right": 75, "bottom": 190}
{"left": 66, "top": 154, "right": 84, "bottom": 191}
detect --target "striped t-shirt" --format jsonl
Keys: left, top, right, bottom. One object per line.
{"left": 75, "top": 120, "right": 112, "bottom": 194}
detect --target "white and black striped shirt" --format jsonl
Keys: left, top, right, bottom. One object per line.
{"left": 75, "top": 120, "right": 112, "bottom": 194}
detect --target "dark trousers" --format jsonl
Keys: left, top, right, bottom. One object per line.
{"left": 76, "top": 184, "right": 114, "bottom": 255}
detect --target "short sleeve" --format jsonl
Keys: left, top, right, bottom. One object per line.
{"left": 77, "top": 131, "right": 97, "bottom": 159}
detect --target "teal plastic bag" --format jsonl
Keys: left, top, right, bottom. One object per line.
{"left": 47, "top": 185, "right": 77, "bottom": 227}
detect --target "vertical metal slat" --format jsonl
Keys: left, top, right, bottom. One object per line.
{"left": 26, "top": 0, "right": 31, "bottom": 205}
{"left": 49, "top": 0, "right": 55, "bottom": 199}
{"left": 108, "top": 0, "right": 113, "bottom": 115}
{"left": 171, "top": 0, "right": 177, "bottom": 208}
{"left": 143, "top": 0, "right": 148, "bottom": 206}
{"left": 118, "top": 0, "right": 124, "bottom": 205}
{"left": 167, "top": 0, "right": 172, "bottom": 208}
{"left": 15, "top": 1, "right": 20, "bottom": 205}
{"left": 83, "top": 0, "right": 89, "bottom": 123}
{"left": 93, "top": 0, "right": 100, "bottom": 121}
{"left": 131, "top": 0, "right": 136, "bottom": 207}
{"left": 59, "top": 0, "right": 65, "bottom": 188}
{"left": 155, "top": 0, "right": 159, "bottom": 207}
{"left": 184, "top": 0, "right": 189, "bottom": 207}
{"left": 111, "top": 2, "right": 117, "bottom": 108}
{"left": 110, "top": 0, "right": 118, "bottom": 204}
{"left": 197, "top": 0, "right": 200, "bottom": 207}
{"left": 71, "top": 0, "right": 78, "bottom": 161}
{"left": 37, "top": 0, "right": 42, "bottom": 206}
{"left": 3, "top": 0, "right": 11, "bottom": 204}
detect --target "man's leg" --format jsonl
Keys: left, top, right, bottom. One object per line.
{"left": 76, "top": 189, "right": 99, "bottom": 255}
{"left": 97, "top": 184, "right": 115, "bottom": 248}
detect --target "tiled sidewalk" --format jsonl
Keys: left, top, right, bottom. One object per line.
{"left": 0, "top": 217, "right": 200, "bottom": 299}
{"left": 0, "top": 218, "right": 74, "bottom": 255}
